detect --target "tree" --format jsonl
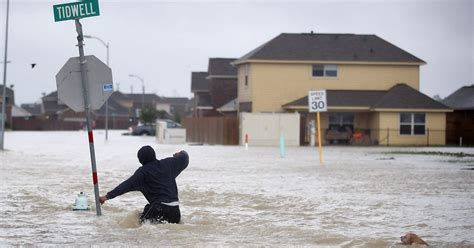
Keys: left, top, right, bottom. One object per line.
{"left": 139, "top": 106, "right": 158, "bottom": 124}
{"left": 139, "top": 106, "right": 169, "bottom": 124}
{"left": 432, "top": 94, "right": 443, "bottom": 102}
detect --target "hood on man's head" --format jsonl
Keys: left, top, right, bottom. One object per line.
{"left": 137, "top": 145, "right": 156, "bottom": 165}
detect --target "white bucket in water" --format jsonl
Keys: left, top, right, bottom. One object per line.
{"left": 72, "top": 192, "right": 90, "bottom": 211}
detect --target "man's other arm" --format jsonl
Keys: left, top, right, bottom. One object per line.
{"left": 171, "top": 150, "right": 189, "bottom": 177}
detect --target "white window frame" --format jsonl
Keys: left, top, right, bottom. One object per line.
{"left": 399, "top": 113, "right": 426, "bottom": 135}
{"left": 312, "top": 64, "right": 338, "bottom": 78}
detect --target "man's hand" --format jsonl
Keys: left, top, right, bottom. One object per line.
{"left": 99, "top": 195, "right": 108, "bottom": 205}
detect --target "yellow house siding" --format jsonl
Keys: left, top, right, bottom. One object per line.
{"left": 368, "top": 112, "right": 381, "bottom": 142}
{"left": 237, "top": 64, "right": 252, "bottom": 104}
{"left": 241, "top": 62, "right": 420, "bottom": 112}
{"left": 378, "top": 112, "right": 446, "bottom": 145}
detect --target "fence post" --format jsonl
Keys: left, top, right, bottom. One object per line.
{"left": 387, "top": 128, "right": 389, "bottom": 147}
{"left": 427, "top": 128, "right": 430, "bottom": 146}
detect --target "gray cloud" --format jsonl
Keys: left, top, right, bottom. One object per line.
{"left": 0, "top": 0, "right": 472, "bottom": 104}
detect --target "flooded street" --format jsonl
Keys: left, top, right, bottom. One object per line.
{"left": 1, "top": 131, "right": 473, "bottom": 247}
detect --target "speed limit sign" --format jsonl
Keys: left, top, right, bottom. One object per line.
{"left": 308, "top": 90, "right": 327, "bottom": 112}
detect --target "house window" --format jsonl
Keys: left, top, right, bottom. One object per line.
{"left": 244, "top": 64, "right": 249, "bottom": 86}
{"left": 312, "top": 64, "right": 338, "bottom": 77}
{"left": 400, "top": 113, "right": 425, "bottom": 135}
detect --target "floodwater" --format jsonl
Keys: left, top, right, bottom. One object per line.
{"left": 1, "top": 130, "right": 473, "bottom": 247}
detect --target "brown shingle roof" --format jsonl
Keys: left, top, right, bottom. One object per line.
{"left": 191, "top": 72, "right": 209, "bottom": 92}
{"left": 283, "top": 84, "right": 450, "bottom": 110}
{"left": 442, "top": 85, "right": 474, "bottom": 110}
{"left": 236, "top": 33, "right": 425, "bottom": 64}
{"left": 208, "top": 58, "right": 237, "bottom": 76}
{"left": 373, "top": 84, "right": 449, "bottom": 109}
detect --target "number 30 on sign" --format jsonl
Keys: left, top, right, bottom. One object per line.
{"left": 308, "top": 90, "right": 327, "bottom": 112}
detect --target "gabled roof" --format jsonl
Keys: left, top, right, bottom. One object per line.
{"left": 235, "top": 33, "right": 425, "bottom": 64}
{"left": 125, "top": 93, "right": 162, "bottom": 103}
{"left": 373, "top": 84, "right": 449, "bottom": 109}
{"left": 160, "top": 97, "right": 189, "bottom": 105}
{"left": 95, "top": 97, "right": 131, "bottom": 117}
{"left": 42, "top": 91, "right": 59, "bottom": 101}
{"left": 208, "top": 58, "right": 237, "bottom": 77}
{"left": 41, "top": 91, "right": 68, "bottom": 114}
{"left": 109, "top": 91, "right": 131, "bottom": 102}
{"left": 12, "top": 105, "right": 32, "bottom": 117}
{"left": 21, "top": 103, "right": 42, "bottom": 116}
{"left": 283, "top": 84, "right": 450, "bottom": 111}
{"left": 191, "top": 72, "right": 209, "bottom": 92}
{"left": 442, "top": 85, "right": 474, "bottom": 110}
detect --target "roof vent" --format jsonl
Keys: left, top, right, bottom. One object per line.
{"left": 310, "top": 30, "right": 314, "bottom": 35}
{"left": 370, "top": 48, "right": 374, "bottom": 53}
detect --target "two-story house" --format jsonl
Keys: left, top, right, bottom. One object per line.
{"left": 190, "top": 58, "right": 238, "bottom": 117}
{"left": 190, "top": 71, "right": 212, "bottom": 117}
{"left": 233, "top": 33, "right": 451, "bottom": 145}
{"left": 207, "top": 58, "right": 238, "bottom": 115}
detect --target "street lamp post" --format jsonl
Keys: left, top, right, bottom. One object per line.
{"left": 1, "top": 0, "right": 10, "bottom": 151}
{"left": 128, "top": 74, "right": 145, "bottom": 110}
{"left": 84, "top": 35, "right": 110, "bottom": 141}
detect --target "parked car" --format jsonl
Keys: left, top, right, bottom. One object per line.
{"left": 157, "top": 119, "right": 182, "bottom": 129}
{"left": 129, "top": 123, "right": 156, "bottom": 136}
{"left": 129, "top": 119, "right": 181, "bottom": 136}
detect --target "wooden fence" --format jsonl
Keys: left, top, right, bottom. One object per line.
{"left": 182, "top": 116, "right": 239, "bottom": 145}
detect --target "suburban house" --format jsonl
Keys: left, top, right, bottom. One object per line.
{"left": 15, "top": 90, "right": 136, "bottom": 130}
{"left": 41, "top": 91, "right": 68, "bottom": 120}
{"left": 158, "top": 97, "right": 190, "bottom": 122}
{"left": 207, "top": 58, "right": 238, "bottom": 116}
{"left": 0, "top": 85, "right": 15, "bottom": 128}
{"left": 232, "top": 32, "right": 451, "bottom": 145}
{"left": 125, "top": 93, "right": 163, "bottom": 118}
{"left": 190, "top": 58, "right": 238, "bottom": 117}
{"left": 191, "top": 71, "right": 212, "bottom": 117}
{"left": 442, "top": 85, "right": 474, "bottom": 146}
{"left": 95, "top": 91, "right": 135, "bottom": 129}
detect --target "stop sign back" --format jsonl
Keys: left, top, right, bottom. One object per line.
{"left": 56, "top": 55, "right": 113, "bottom": 112}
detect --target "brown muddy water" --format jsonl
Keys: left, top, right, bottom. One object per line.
{"left": 1, "top": 131, "right": 473, "bottom": 247}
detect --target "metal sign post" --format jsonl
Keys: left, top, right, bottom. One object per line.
{"left": 308, "top": 90, "right": 327, "bottom": 164}
{"left": 54, "top": 0, "right": 112, "bottom": 216}
{"left": 75, "top": 19, "right": 101, "bottom": 216}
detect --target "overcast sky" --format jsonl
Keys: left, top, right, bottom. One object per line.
{"left": 0, "top": 0, "right": 473, "bottom": 105}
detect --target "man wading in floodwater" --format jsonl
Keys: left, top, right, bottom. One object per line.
{"left": 99, "top": 145, "right": 189, "bottom": 224}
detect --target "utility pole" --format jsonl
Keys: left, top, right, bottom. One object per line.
{"left": 1, "top": 0, "right": 11, "bottom": 151}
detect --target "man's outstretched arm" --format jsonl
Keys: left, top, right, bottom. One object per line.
{"left": 99, "top": 169, "right": 144, "bottom": 204}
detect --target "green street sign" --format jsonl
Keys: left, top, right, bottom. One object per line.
{"left": 53, "top": 0, "right": 100, "bottom": 22}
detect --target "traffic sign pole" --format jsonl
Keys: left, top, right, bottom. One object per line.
{"left": 308, "top": 90, "right": 327, "bottom": 165}
{"left": 316, "top": 112, "right": 323, "bottom": 164}
{"left": 75, "top": 19, "right": 101, "bottom": 216}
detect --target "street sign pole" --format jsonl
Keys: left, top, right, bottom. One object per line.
{"left": 308, "top": 90, "right": 327, "bottom": 165}
{"left": 316, "top": 112, "right": 323, "bottom": 164}
{"left": 75, "top": 19, "right": 101, "bottom": 216}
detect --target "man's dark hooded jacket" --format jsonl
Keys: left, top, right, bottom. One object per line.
{"left": 105, "top": 146, "right": 189, "bottom": 204}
